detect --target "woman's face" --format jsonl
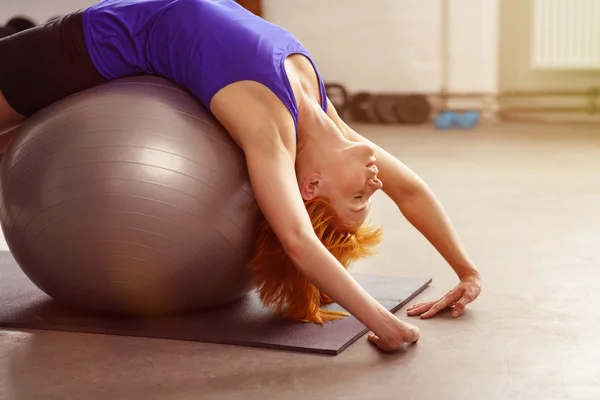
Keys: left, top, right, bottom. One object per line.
{"left": 318, "top": 141, "right": 383, "bottom": 230}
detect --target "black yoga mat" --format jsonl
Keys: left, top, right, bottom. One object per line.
{"left": 0, "top": 251, "right": 431, "bottom": 355}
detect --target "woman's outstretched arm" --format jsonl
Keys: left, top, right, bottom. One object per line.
{"left": 210, "top": 83, "right": 418, "bottom": 350}
{"left": 241, "top": 126, "right": 420, "bottom": 350}
{"left": 326, "top": 99, "right": 482, "bottom": 319}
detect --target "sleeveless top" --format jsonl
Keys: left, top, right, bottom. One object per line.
{"left": 81, "top": 0, "right": 329, "bottom": 134}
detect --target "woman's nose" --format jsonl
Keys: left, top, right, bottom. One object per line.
{"left": 368, "top": 177, "right": 383, "bottom": 191}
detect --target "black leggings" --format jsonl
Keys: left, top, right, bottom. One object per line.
{"left": 0, "top": 10, "right": 108, "bottom": 117}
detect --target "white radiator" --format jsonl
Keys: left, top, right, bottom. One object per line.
{"left": 532, "top": 0, "right": 600, "bottom": 69}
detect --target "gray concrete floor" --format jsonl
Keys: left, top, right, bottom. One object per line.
{"left": 1, "top": 121, "right": 599, "bottom": 400}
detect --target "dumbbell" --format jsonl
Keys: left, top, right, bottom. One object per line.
{"left": 456, "top": 111, "right": 479, "bottom": 129}
{"left": 434, "top": 111, "right": 457, "bottom": 129}
{"left": 434, "top": 110, "right": 480, "bottom": 130}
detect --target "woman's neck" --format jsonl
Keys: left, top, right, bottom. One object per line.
{"left": 294, "top": 93, "right": 347, "bottom": 180}
{"left": 297, "top": 95, "right": 344, "bottom": 145}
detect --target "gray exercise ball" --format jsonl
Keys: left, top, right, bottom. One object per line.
{"left": 0, "top": 76, "right": 261, "bottom": 315}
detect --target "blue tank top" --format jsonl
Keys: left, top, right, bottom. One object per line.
{"left": 81, "top": 0, "right": 328, "bottom": 134}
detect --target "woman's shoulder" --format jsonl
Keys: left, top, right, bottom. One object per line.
{"left": 210, "top": 81, "right": 298, "bottom": 154}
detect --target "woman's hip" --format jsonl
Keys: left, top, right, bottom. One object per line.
{"left": 0, "top": 11, "right": 108, "bottom": 118}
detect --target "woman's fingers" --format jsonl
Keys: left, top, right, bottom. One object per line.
{"left": 451, "top": 290, "right": 475, "bottom": 317}
{"left": 451, "top": 297, "right": 469, "bottom": 318}
{"left": 407, "top": 284, "right": 477, "bottom": 319}
{"left": 419, "top": 294, "right": 456, "bottom": 319}
{"left": 407, "top": 301, "right": 429, "bottom": 311}
{"left": 406, "top": 301, "right": 436, "bottom": 316}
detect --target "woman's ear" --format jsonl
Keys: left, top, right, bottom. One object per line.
{"left": 299, "top": 172, "right": 321, "bottom": 201}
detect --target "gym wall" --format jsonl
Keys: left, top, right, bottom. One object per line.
{"left": 0, "top": 0, "right": 95, "bottom": 25}
{"left": 263, "top": 0, "right": 499, "bottom": 95}
{"left": 0, "top": 0, "right": 260, "bottom": 27}
{"left": 497, "top": 0, "right": 600, "bottom": 123}
{"left": 499, "top": 0, "right": 600, "bottom": 92}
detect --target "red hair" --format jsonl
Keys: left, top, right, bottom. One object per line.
{"left": 248, "top": 196, "right": 383, "bottom": 324}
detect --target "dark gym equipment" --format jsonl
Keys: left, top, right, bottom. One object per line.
{"left": 322, "top": 81, "right": 436, "bottom": 125}
{"left": 346, "top": 91, "right": 432, "bottom": 125}
{"left": 5, "top": 16, "right": 36, "bottom": 33}
{"left": 324, "top": 83, "right": 349, "bottom": 118}
{"left": 395, "top": 94, "right": 432, "bottom": 124}
{"left": 0, "top": 75, "right": 261, "bottom": 316}
{"left": 348, "top": 92, "right": 379, "bottom": 123}
{"left": 373, "top": 94, "right": 432, "bottom": 125}
{"left": 373, "top": 95, "right": 400, "bottom": 124}
{"left": 323, "top": 83, "right": 434, "bottom": 126}
{"left": 0, "top": 251, "right": 431, "bottom": 355}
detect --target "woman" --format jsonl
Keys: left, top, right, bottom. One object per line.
{"left": 0, "top": 0, "right": 482, "bottom": 352}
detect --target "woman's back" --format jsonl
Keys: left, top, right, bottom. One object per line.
{"left": 83, "top": 0, "right": 306, "bottom": 110}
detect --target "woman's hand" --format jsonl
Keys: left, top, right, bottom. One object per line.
{"left": 406, "top": 273, "right": 482, "bottom": 319}
{"left": 368, "top": 318, "right": 420, "bottom": 351}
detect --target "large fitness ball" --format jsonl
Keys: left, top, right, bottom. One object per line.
{"left": 0, "top": 76, "right": 261, "bottom": 315}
